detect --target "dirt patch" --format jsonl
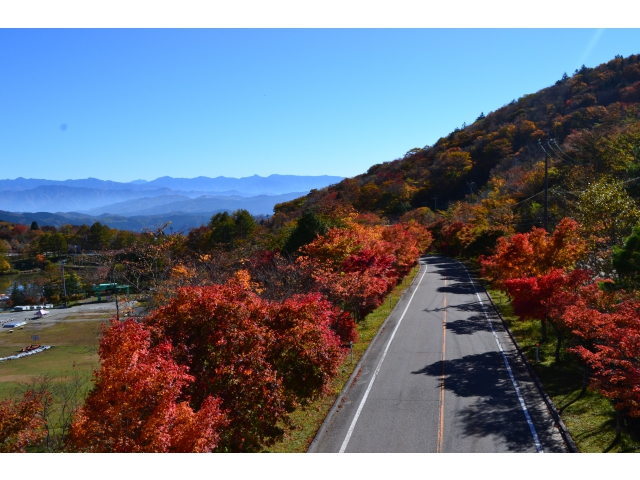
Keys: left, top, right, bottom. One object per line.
{"left": 0, "top": 374, "right": 38, "bottom": 384}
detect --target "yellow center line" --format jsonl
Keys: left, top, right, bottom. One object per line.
{"left": 437, "top": 276, "right": 447, "bottom": 453}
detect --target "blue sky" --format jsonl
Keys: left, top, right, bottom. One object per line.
{"left": 1, "top": 28, "right": 639, "bottom": 182}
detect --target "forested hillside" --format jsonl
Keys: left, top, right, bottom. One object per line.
{"left": 274, "top": 53, "right": 640, "bottom": 265}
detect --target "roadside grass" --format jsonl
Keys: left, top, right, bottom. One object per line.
{"left": 0, "top": 321, "right": 103, "bottom": 400}
{"left": 263, "top": 265, "right": 421, "bottom": 453}
{"left": 487, "top": 286, "right": 640, "bottom": 453}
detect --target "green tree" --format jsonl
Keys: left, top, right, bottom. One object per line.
{"left": 206, "top": 210, "right": 257, "bottom": 248}
{"left": 208, "top": 212, "right": 236, "bottom": 247}
{"left": 283, "top": 210, "right": 327, "bottom": 255}
{"left": 112, "top": 230, "right": 137, "bottom": 249}
{"left": 30, "top": 221, "right": 40, "bottom": 231}
{"left": 0, "top": 255, "right": 10, "bottom": 273}
{"left": 53, "top": 233, "right": 67, "bottom": 256}
{"left": 612, "top": 224, "right": 640, "bottom": 282}
{"left": 575, "top": 178, "right": 640, "bottom": 248}
{"left": 44, "top": 270, "right": 85, "bottom": 301}
{"left": 232, "top": 209, "right": 257, "bottom": 240}
{"left": 8, "top": 282, "right": 25, "bottom": 306}
{"left": 88, "top": 222, "right": 114, "bottom": 250}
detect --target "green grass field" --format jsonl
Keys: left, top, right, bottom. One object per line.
{"left": 264, "top": 266, "right": 420, "bottom": 452}
{"left": 0, "top": 320, "right": 103, "bottom": 400}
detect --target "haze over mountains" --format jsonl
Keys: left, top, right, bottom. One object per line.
{"left": 0, "top": 174, "right": 343, "bottom": 231}
{"left": 0, "top": 174, "right": 343, "bottom": 195}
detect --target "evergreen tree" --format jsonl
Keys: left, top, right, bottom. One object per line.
{"left": 613, "top": 225, "right": 640, "bottom": 282}
{"left": 283, "top": 210, "right": 327, "bottom": 256}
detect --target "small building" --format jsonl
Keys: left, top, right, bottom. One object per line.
{"left": 92, "top": 283, "right": 130, "bottom": 302}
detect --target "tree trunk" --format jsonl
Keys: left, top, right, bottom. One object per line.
{"left": 615, "top": 409, "right": 622, "bottom": 442}
{"left": 549, "top": 320, "right": 563, "bottom": 363}
{"left": 554, "top": 332, "right": 563, "bottom": 363}
{"left": 580, "top": 366, "right": 589, "bottom": 397}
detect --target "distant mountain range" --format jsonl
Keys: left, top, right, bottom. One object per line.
{"left": 83, "top": 192, "right": 307, "bottom": 217}
{"left": 0, "top": 174, "right": 343, "bottom": 231}
{"left": 0, "top": 174, "right": 343, "bottom": 195}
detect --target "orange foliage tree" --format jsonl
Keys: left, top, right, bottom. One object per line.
{"left": 0, "top": 389, "right": 50, "bottom": 452}
{"left": 565, "top": 297, "right": 640, "bottom": 436}
{"left": 68, "top": 319, "right": 227, "bottom": 453}
{"left": 144, "top": 275, "right": 346, "bottom": 451}
{"left": 479, "top": 218, "right": 587, "bottom": 289}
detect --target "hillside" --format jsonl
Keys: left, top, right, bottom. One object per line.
{"left": 273, "top": 54, "right": 640, "bottom": 256}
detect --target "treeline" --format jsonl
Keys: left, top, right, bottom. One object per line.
{"left": 0, "top": 219, "right": 139, "bottom": 276}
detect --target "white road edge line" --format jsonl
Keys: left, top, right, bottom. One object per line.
{"left": 457, "top": 261, "right": 544, "bottom": 453}
{"left": 338, "top": 262, "right": 428, "bottom": 453}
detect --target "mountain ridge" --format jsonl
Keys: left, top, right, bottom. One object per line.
{"left": 0, "top": 174, "right": 344, "bottom": 195}
{"left": 0, "top": 174, "right": 343, "bottom": 215}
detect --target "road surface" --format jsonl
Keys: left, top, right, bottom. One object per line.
{"left": 1, "top": 300, "right": 139, "bottom": 326}
{"left": 309, "top": 255, "right": 568, "bottom": 453}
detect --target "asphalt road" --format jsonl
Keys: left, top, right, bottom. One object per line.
{"left": 1, "top": 300, "right": 138, "bottom": 326}
{"left": 309, "top": 255, "right": 568, "bottom": 453}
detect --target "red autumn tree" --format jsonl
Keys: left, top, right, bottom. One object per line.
{"left": 479, "top": 217, "right": 587, "bottom": 289}
{"left": 246, "top": 250, "right": 317, "bottom": 302}
{"left": 381, "top": 222, "right": 433, "bottom": 276}
{"left": 0, "top": 389, "right": 50, "bottom": 452}
{"left": 565, "top": 298, "right": 640, "bottom": 437}
{"left": 145, "top": 274, "right": 348, "bottom": 451}
{"left": 144, "top": 281, "right": 283, "bottom": 452}
{"left": 314, "top": 265, "right": 391, "bottom": 321}
{"left": 505, "top": 268, "right": 592, "bottom": 359}
{"left": 303, "top": 227, "right": 393, "bottom": 321}
{"left": 68, "top": 319, "right": 226, "bottom": 453}
{"left": 266, "top": 293, "right": 346, "bottom": 405}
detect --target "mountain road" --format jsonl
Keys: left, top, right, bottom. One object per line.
{"left": 308, "top": 255, "right": 568, "bottom": 453}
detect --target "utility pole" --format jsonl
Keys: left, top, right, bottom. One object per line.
{"left": 539, "top": 139, "right": 550, "bottom": 231}
{"left": 544, "top": 142, "right": 549, "bottom": 231}
{"left": 432, "top": 195, "right": 438, "bottom": 212}
{"left": 61, "top": 261, "right": 67, "bottom": 307}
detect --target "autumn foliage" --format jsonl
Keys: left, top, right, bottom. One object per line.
{"left": 144, "top": 276, "right": 346, "bottom": 451}
{"left": 304, "top": 220, "right": 431, "bottom": 320}
{"left": 505, "top": 268, "right": 592, "bottom": 358}
{"left": 479, "top": 218, "right": 587, "bottom": 288}
{"left": 565, "top": 298, "right": 640, "bottom": 418}
{"left": 0, "top": 390, "right": 49, "bottom": 452}
{"left": 67, "top": 319, "right": 226, "bottom": 453}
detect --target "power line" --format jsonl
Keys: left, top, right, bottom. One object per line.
{"left": 550, "top": 139, "right": 579, "bottom": 163}
{"left": 538, "top": 140, "right": 554, "bottom": 159}
{"left": 547, "top": 141, "right": 582, "bottom": 165}
{"left": 509, "top": 190, "right": 545, "bottom": 207}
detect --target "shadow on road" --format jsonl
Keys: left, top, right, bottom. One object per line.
{"left": 411, "top": 351, "right": 535, "bottom": 451}
{"left": 445, "top": 317, "right": 493, "bottom": 335}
